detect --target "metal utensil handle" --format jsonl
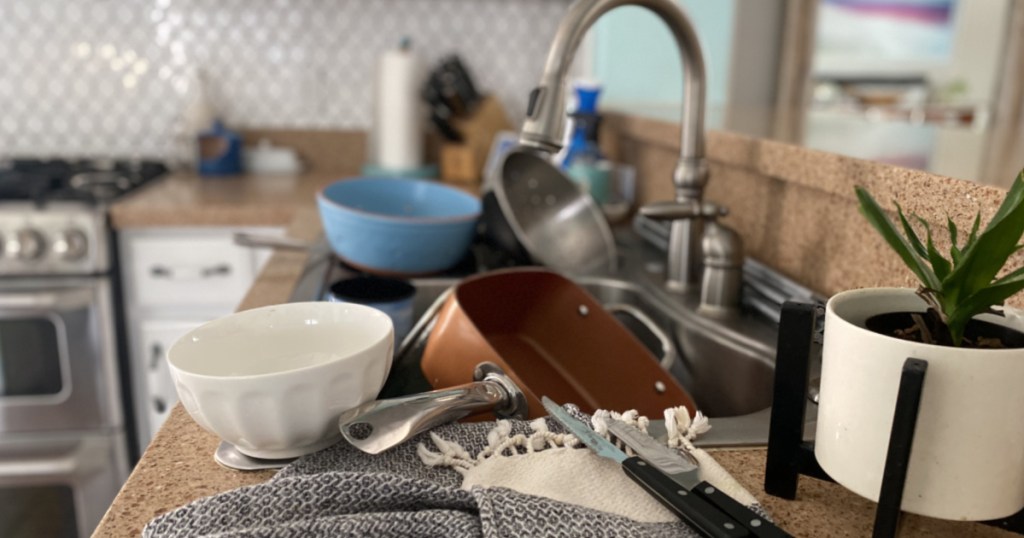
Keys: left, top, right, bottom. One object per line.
{"left": 622, "top": 457, "right": 749, "bottom": 538}
{"left": 338, "top": 363, "right": 527, "bottom": 454}
{"left": 233, "top": 232, "right": 313, "bottom": 251}
{"left": 605, "top": 302, "right": 678, "bottom": 370}
{"left": 339, "top": 380, "right": 507, "bottom": 454}
{"left": 396, "top": 286, "right": 453, "bottom": 363}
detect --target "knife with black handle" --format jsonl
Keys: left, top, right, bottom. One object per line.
{"left": 542, "top": 397, "right": 748, "bottom": 538}
{"left": 606, "top": 419, "right": 793, "bottom": 538}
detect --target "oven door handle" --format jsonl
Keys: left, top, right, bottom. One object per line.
{"left": 0, "top": 454, "right": 80, "bottom": 478}
{"left": 0, "top": 287, "right": 96, "bottom": 312}
{"left": 0, "top": 436, "right": 112, "bottom": 481}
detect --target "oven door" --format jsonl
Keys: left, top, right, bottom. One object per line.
{"left": 0, "top": 278, "right": 122, "bottom": 432}
{"left": 0, "top": 431, "right": 129, "bottom": 538}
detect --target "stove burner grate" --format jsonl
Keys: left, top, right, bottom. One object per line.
{"left": 0, "top": 159, "right": 167, "bottom": 206}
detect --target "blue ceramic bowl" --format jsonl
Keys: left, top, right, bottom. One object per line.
{"left": 316, "top": 177, "right": 482, "bottom": 275}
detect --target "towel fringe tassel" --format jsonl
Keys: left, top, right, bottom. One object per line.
{"left": 418, "top": 406, "right": 708, "bottom": 473}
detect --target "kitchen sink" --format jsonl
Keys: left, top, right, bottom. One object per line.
{"left": 575, "top": 276, "right": 776, "bottom": 419}
{"left": 289, "top": 228, "right": 819, "bottom": 447}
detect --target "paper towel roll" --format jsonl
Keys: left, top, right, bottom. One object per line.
{"left": 373, "top": 42, "right": 423, "bottom": 171}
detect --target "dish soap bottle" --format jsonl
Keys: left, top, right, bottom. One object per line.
{"left": 197, "top": 120, "right": 243, "bottom": 176}
{"left": 561, "top": 82, "right": 611, "bottom": 204}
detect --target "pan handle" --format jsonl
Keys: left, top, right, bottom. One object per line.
{"left": 605, "top": 303, "right": 678, "bottom": 371}
{"left": 395, "top": 287, "right": 453, "bottom": 363}
{"left": 338, "top": 362, "right": 528, "bottom": 454}
{"left": 233, "top": 232, "right": 314, "bottom": 251}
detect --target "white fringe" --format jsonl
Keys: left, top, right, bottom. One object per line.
{"left": 418, "top": 406, "right": 708, "bottom": 473}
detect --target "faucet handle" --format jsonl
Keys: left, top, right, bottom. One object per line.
{"left": 641, "top": 199, "right": 743, "bottom": 314}
{"left": 640, "top": 200, "right": 727, "bottom": 221}
{"left": 699, "top": 219, "right": 744, "bottom": 317}
{"left": 640, "top": 199, "right": 728, "bottom": 290}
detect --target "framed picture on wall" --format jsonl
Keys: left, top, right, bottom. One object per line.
{"left": 814, "top": 0, "right": 957, "bottom": 73}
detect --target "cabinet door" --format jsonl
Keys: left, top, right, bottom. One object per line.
{"left": 137, "top": 320, "right": 202, "bottom": 444}
{"left": 125, "top": 232, "right": 256, "bottom": 310}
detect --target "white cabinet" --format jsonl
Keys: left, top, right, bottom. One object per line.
{"left": 120, "top": 226, "right": 283, "bottom": 451}
{"left": 137, "top": 320, "right": 197, "bottom": 442}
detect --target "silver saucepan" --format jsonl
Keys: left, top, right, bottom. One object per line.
{"left": 481, "top": 149, "right": 617, "bottom": 275}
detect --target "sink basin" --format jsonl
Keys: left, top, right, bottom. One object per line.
{"left": 288, "top": 229, "right": 797, "bottom": 447}
{"left": 576, "top": 276, "right": 776, "bottom": 418}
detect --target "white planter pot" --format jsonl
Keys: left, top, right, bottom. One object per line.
{"left": 816, "top": 287, "right": 1024, "bottom": 521}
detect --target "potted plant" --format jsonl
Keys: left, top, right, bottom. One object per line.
{"left": 814, "top": 170, "right": 1024, "bottom": 521}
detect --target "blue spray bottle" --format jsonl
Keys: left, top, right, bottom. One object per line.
{"left": 561, "top": 82, "right": 611, "bottom": 204}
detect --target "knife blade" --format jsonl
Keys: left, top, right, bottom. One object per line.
{"left": 606, "top": 419, "right": 792, "bottom": 538}
{"left": 541, "top": 397, "right": 748, "bottom": 538}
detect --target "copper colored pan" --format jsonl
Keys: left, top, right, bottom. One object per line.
{"left": 420, "top": 268, "right": 697, "bottom": 419}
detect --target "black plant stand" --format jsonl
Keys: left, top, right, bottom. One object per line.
{"left": 764, "top": 301, "right": 1024, "bottom": 538}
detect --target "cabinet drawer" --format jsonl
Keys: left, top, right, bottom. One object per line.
{"left": 125, "top": 232, "right": 256, "bottom": 308}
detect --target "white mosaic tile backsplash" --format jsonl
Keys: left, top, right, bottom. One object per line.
{"left": 0, "top": 0, "right": 571, "bottom": 161}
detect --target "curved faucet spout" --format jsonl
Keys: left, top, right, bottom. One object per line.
{"left": 519, "top": 0, "right": 708, "bottom": 196}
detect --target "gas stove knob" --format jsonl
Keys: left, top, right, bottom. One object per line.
{"left": 12, "top": 228, "right": 46, "bottom": 260}
{"left": 53, "top": 229, "right": 89, "bottom": 261}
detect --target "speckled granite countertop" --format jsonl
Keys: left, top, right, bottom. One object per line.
{"left": 94, "top": 164, "right": 1015, "bottom": 536}
{"left": 92, "top": 206, "right": 1017, "bottom": 538}
{"left": 108, "top": 172, "right": 342, "bottom": 229}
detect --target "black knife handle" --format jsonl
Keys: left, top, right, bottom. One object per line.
{"left": 693, "top": 481, "right": 792, "bottom": 538}
{"left": 622, "top": 457, "right": 749, "bottom": 538}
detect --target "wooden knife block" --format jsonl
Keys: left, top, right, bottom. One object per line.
{"left": 439, "top": 95, "right": 513, "bottom": 191}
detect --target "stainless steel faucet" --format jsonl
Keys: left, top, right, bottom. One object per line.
{"left": 518, "top": 0, "right": 742, "bottom": 305}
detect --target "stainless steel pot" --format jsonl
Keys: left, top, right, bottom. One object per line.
{"left": 482, "top": 150, "right": 617, "bottom": 275}
{"left": 480, "top": 190, "right": 532, "bottom": 265}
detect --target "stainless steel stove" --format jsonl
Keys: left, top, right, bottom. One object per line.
{"left": 0, "top": 158, "right": 166, "bottom": 538}
{"left": 0, "top": 202, "right": 110, "bottom": 276}
{"left": 0, "top": 159, "right": 165, "bottom": 273}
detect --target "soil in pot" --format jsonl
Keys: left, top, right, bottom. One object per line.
{"left": 866, "top": 312, "right": 1024, "bottom": 349}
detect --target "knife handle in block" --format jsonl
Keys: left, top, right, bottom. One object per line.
{"left": 693, "top": 481, "right": 793, "bottom": 538}
{"left": 622, "top": 457, "right": 749, "bottom": 538}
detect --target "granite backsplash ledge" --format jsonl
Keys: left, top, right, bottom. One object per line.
{"left": 602, "top": 113, "right": 1024, "bottom": 307}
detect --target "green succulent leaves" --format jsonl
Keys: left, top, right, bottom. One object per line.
{"left": 855, "top": 169, "right": 1024, "bottom": 347}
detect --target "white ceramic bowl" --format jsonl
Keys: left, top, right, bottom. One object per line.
{"left": 167, "top": 302, "right": 394, "bottom": 459}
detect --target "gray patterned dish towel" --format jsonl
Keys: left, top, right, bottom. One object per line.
{"left": 144, "top": 406, "right": 768, "bottom": 537}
